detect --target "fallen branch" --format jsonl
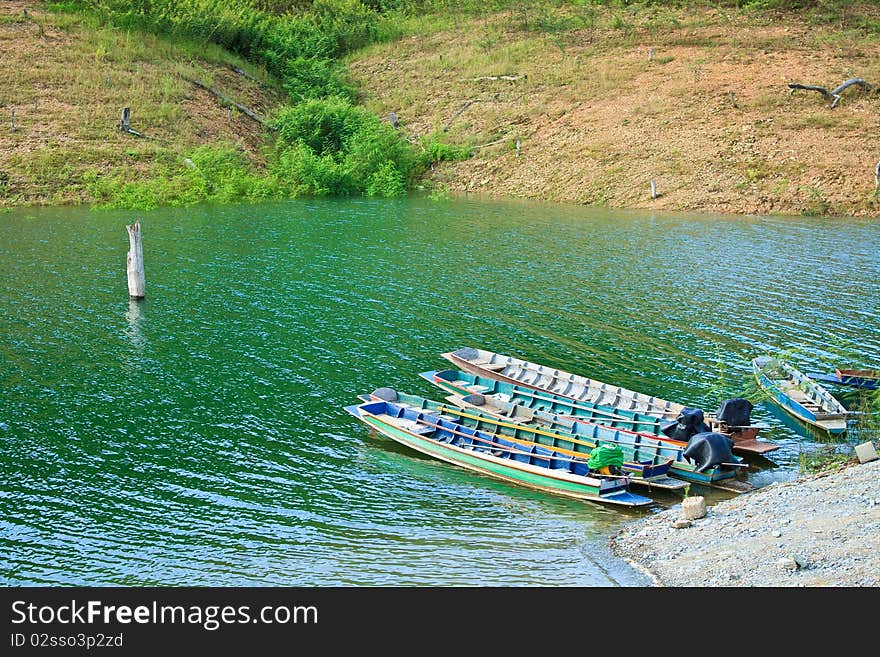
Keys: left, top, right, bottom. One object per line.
{"left": 470, "top": 75, "right": 522, "bottom": 82}
{"left": 788, "top": 78, "right": 876, "bottom": 108}
{"left": 472, "top": 137, "right": 509, "bottom": 149}
{"left": 788, "top": 83, "right": 834, "bottom": 99}
{"left": 443, "top": 99, "right": 481, "bottom": 132}
{"left": 224, "top": 63, "right": 275, "bottom": 92}
{"left": 225, "top": 63, "right": 260, "bottom": 84}
{"left": 180, "top": 75, "right": 275, "bottom": 129}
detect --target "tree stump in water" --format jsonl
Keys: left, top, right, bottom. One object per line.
{"left": 126, "top": 221, "right": 145, "bottom": 299}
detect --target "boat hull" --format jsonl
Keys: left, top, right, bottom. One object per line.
{"left": 440, "top": 349, "right": 777, "bottom": 455}
{"left": 419, "top": 372, "right": 744, "bottom": 488}
{"left": 345, "top": 402, "right": 652, "bottom": 507}
{"left": 753, "top": 357, "right": 848, "bottom": 435}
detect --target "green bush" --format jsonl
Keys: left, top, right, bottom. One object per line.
{"left": 281, "top": 56, "right": 356, "bottom": 103}
{"left": 272, "top": 96, "right": 412, "bottom": 197}
{"left": 63, "top": 1, "right": 475, "bottom": 207}
{"left": 85, "top": 145, "right": 274, "bottom": 209}
{"left": 414, "top": 134, "right": 473, "bottom": 172}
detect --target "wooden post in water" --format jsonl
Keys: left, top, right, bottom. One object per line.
{"left": 126, "top": 221, "right": 145, "bottom": 299}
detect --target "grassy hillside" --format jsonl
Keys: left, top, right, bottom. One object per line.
{"left": 348, "top": 3, "right": 880, "bottom": 217}
{"left": 0, "top": 0, "right": 426, "bottom": 208}
{"left": 2, "top": 1, "right": 879, "bottom": 216}
{"left": 0, "top": 1, "right": 287, "bottom": 207}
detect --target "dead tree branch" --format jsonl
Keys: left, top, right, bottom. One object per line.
{"left": 180, "top": 75, "right": 275, "bottom": 129}
{"left": 788, "top": 78, "right": 876, "bottom": 108}
{"left": 469, "top": 75, "right": 522, "bottom": 82}
{"left": 223, "top": 63, "right": 275, "bottom": 91}
{"left": 788, "top": 83, "right": 833, "bottom": 99}
{"left": 473, "top": 137, "right": 509, "bottom": 149}
{"left": 443, "top": 99, "right": 482, "bottom": 132}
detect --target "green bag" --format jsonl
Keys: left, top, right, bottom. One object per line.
{"left": 588, "top": 443, "right": 624, "bottom": 470}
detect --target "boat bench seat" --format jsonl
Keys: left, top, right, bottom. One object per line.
{"left": 387, "top": 416, "right": 435, "bottom": 435}
{"left": 407, "top": 423, "right": 435, "bottom": 435}
{"left": 475, "top": 361, "right": 506, "bottom": 371}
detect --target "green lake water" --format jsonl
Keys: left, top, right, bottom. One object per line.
{"left": 1, "top": 197, "right": 878, "bottom": 586}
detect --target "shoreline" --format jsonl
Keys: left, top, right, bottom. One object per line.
{"left": 609, "top": 458, "right": 880, "bottom": 587}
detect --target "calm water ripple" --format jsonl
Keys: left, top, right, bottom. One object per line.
{"left": 1, "top": 198, "right": 877, "bottom": 585}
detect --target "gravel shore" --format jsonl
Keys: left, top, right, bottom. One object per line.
{"left": 609, "top": 458, "right": 880, "bottom": 587}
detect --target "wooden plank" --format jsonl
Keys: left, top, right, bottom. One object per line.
{"left": 732, "top": 439, "right": 780, "bottom": 455}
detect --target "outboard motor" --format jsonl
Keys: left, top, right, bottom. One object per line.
{"left": 370, "top": 387, "right": 398, "bottom": 402}
{"left": 683, "top": 432, "right": 736, "bottom": 473}
{"left": 460, "top": 393, "right": 486, "bottom": 406}
{"left": 715, "top": 398, "right": 754, "bottom": 428}
{"left": 661, "top": 407, "right": 711, "bottom": 442}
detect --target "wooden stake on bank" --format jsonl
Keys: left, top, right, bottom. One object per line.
{"left": 126, "top": 221, "right": 145, "bottom": 299}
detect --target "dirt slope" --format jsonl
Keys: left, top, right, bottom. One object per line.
{"left": 348, "top": 7, "right": 880, "bottom": 217}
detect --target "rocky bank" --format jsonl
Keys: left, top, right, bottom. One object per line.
{"left": 610, "top": 457, "right": 880, "bottom": 587}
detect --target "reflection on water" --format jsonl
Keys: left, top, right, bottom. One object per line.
{"left": 124, "top": 298, "right": 145, "bottom": 353}
{"left": 0, "top": 198, "right": 877, "bottom": 586}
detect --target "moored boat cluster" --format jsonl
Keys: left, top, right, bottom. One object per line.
{"left": 344, "top": 347, "right": 815, "bottom": 508}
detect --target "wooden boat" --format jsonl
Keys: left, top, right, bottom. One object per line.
{"left": 441, "top": 347, "right": 776, "bottom": 454}
{"left": 423, "top": 368, "right": 673, "bottom": 433}
{"left": 344, "top": 399, "right": 653, "bottom": 507}
{"left": 836, "top": 369, "right": 879, "bottom": 388}
{"left": 423, "top": 366, "right": 778, "bottom": 456}
{"left": 443, "top": 347, "right": 679, "bottom": 415}
{"left": 416, "top": 374, "right": 751, "bottom": 491}
{"left": 807, "top": 369, "right": 879, "bottom": 390}
{"left": 752, "top": 356, "right": 849, "bottom": 435}
{"left": 359, "top": 390, "right": 686, "bottom": 491}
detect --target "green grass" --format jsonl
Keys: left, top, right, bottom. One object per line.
{"left": 798, "top": 445, "right": 853, "bottom": 475}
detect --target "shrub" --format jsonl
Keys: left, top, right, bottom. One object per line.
{"left": 272, "top": 96, "right": 412, "bottom": 197}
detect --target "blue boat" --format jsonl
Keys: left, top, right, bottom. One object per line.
{"left": 414, "top": 376, "right": 750, "bottom": 491}
{"left": 344, "top": 400, "right": 653, "bottom": 507}
{"left": 806, "top": 369, "right": 879, "bottom": 390}
{"left": 358, "top": 390, "right": 686, "bottom": 491}
{"left": 752, "top": 356, "right": 850, "bottom": 435}
{"left": 420, "top": 368, "right": 776, "bottom": 458}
